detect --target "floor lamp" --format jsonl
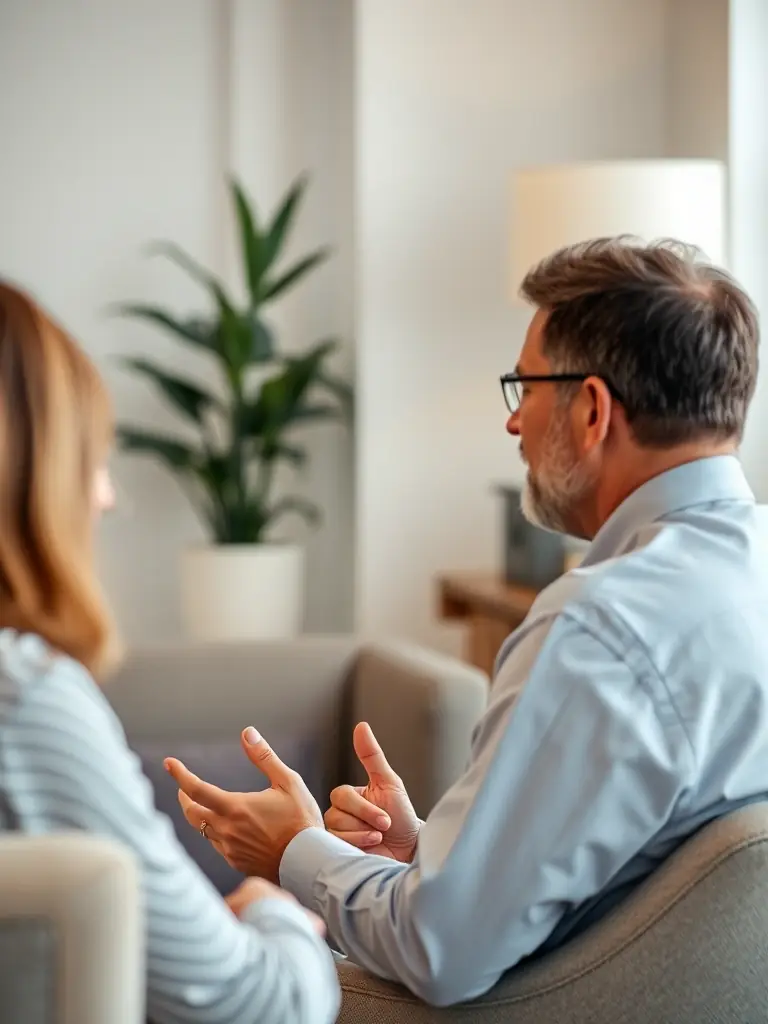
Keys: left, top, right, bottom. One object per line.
{"left": 510, "top": 158, "right": 726, "bottom": 295}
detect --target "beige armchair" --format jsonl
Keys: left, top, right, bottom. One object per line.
{"left": 0, "top": 834, "right": 143, "bottom": 1024}
{"left": 336, "top": 803, "right": 768, "bottom": 1023}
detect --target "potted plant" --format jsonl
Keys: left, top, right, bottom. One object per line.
{"left": 114, "top": 175, "right": 352, "bottom": 640}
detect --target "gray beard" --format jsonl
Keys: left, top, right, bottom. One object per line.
{"left": 519, "top": 412, "right": 596, "bottom": 537}
{"left": 521, "top": 474, "right": 571, "bottom": 534}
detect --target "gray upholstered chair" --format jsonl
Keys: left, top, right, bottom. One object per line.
{"left": 0, "top": 833, "right": 143, "bottom": 1024}
{"left": 337, "top": 803, "right": 768, "bottom": 1023}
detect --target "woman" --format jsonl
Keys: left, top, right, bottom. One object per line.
{"left": 0, "top": 281, "right": 340, "bottom": 1024}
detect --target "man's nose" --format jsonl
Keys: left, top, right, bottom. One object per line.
{"left": 506, "top": 412, "right": 520, "bottom": 436}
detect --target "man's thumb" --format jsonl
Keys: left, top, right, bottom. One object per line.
{"left": 353, "top": 722, "right": 398, "bottom": 784}
{"left": 241, "top": 727, "right": 292, "bottom": 786}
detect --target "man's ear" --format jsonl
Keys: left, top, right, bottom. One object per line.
{"left": 577, "top": 377, "right": 613, "bottom": 450}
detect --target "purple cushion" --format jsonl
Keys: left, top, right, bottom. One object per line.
{"left": 137, "top": 732, "right": 324, "bottom": 895}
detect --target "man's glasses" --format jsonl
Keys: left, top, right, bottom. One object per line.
{"left": 499, "top": 373, "right": 623, "bottom": 415}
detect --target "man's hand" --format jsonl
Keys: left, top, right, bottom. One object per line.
{"left": 164, "top": 727, "right": 323, "bottom": 883}
{"left": 325, "top": 722, "right": 421, "bottom": 863}
{"left": 226, "top": 877, "right": 326, "bottom": 937}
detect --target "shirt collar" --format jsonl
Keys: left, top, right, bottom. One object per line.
{"left": 581, "top": 454, "right": 755, "bottom": 566}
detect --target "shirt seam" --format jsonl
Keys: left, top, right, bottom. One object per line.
{"left": 556, "top": 608, "right": 698, "bottom": 773}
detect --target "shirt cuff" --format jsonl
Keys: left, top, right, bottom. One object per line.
{"left": 279, "top": 826, "right": 365, "bottom": 912}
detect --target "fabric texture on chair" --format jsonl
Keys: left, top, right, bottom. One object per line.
{"left": 0, "top": 919, "right": 55, "bottom": 1024}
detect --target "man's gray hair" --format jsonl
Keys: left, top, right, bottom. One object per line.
{"left": 520, "top": 236, "right": 759, "bottom": 446}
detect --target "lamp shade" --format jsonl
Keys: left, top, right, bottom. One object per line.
{"left": 510, "top": 159, "right": 726, "bottom": 300}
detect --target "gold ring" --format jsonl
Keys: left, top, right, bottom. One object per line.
{"left": 199, "top": 819, "right": 210, "bottom": 839}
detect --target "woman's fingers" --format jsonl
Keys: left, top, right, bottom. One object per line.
{"left": 328, "top": 785, "right": 391, "bottom": 831}
{"left": 177, "top": 790, "right": 225, "bottom": 846}
{"left": 177, "top": 790, "right": 212, "bottom": 829}
{"left": 164, "top": 757, "right": 231, "bottom": 814}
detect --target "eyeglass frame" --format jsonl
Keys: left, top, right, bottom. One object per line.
{"left": 499, "top": 372, "right": 624, "bottom": 415}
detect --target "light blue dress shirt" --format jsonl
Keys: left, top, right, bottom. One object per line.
{"left": 281, "top": 455, "right": 768, "bottom": 1007}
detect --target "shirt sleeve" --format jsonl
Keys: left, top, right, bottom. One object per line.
{"left": 0, "top": 652, "right": 340, "bottom": 1024}
{"left": 280, "top": 611, "right": 695, "bottom": 1007}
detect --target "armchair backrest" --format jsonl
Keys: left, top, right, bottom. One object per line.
{"left": 338, "top": 803, "right": 768, "bottom": 1023}
{"left": 106, "top": 638, "right": 361, "bottom": 894}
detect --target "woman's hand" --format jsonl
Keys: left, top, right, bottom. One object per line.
{"left": 164, "top": 727, "right": 324, "bottom": 883}
{"left": 226, "top": 877, "right": 326, "bottom": 937}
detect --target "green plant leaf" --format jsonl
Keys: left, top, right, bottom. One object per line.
{"left": 240, "top": 339, "right": 341, "bottom": 440}
{"left": 110, "top": 304, "right": 218, "bottom": 354}
{"left": 297, "top": 337, "right": 338, "bottom": 364}
{"left": 219, "top": 500, "right": 270, "bottom": 544}
{"left": 287, "top": 403, "right": 343, "bottom": 424}
{"left": 231, "top": 179, "right": 266, "bottom": 306}
{"left": 279, "top": 340, "right": 341, "bottom": 420}
{"left": 116, "top": 427, "right": 199, "bottom": 471}
{"left": 266, "top": 496, "right": 322, "bottom": 529}
{"left": 248, "top": 315, "right": 274, "bottom": 362}
{"left": 216, "top": 302, "right": 251, "bottom": 382}
{"left": 259, "top": 248, "right": 329, "bottom": 303}
{"left": 241, "top": 374, "right": 289, "bottom": 438}
{"left": 194, "top": 452, "right": 231, "bottom": 492}
{"left": 262, "top": 175, "right": 308, "bottom": 271}
{"left": 117, "top": 177, "right": 345, "bottom": 546}
{"left": 279, "top": 339, "right": 338, "bottom": 404}
{"left": 316, "top": 371, "right": 354, "bottom": 419}
{"left": 240, "top": 395, "right": 269, "bottom": 437}
{"left": 147, "top": 241, "right": 250, "bottom": 380}
{"left": 262, "top": 442, "right": 307, "bottom": 466}
{"left": 120, "top": 358, "right": 220, "bottom": 424}
{"left": 148, "top": 241, "right": 225, "bottom": 297}
{"left": 191, "top": 453, "right": 239, "bottom": 538}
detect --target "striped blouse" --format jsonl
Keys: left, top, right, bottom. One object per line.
{"left": 0, "top": 629, "right": 340, "bottom": 1024}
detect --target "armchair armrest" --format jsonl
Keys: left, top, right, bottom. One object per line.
{"left": 348, "top": 641, "right": 488, "bottom": 817}
{"left": 0, "top": 834, "right": 143, "bottom": 1024}
{"left": 336, "top": 960, "right": 443, "bottom": 1023}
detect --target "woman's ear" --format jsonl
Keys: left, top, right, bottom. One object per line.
{"left": 93, "top": 465, "right": 116, "bottom": 515}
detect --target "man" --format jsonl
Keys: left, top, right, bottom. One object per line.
{"left": 166, "top": 237, "right": 768, "bottom": 1007}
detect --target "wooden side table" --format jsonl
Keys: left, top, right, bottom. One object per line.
{"left": 437, "top": 572, "right": 540, "bottom": 680}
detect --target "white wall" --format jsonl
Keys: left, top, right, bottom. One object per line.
{"left": 663, "top": 0, "right": 768, "bottom": 498}
{"left": 0, "top": 0, "right": 355, "bottom": 644}
{"left": 225, "top": 1, "right": 356, "bottom": 633}
{"left": 354, "top": 0, "right": 671, "bottom": 652}
{"left": 728, "top": 0, "right": 768, "bottom": 499}
{"left": 666, "top": 0, "right": 729, "bottom": 162}
{"left": 5, "top": 0, "right": 762, "bottom": 655}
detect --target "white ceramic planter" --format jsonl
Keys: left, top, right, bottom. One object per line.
{"left": 180, "top": 544, "right": 304, "bottom": 641}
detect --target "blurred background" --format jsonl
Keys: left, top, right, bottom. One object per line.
{"left": 0, "top": 0, "right": 765, "bottom": 666}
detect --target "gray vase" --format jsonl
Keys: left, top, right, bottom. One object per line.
{"left": 494, "top": 484, "right": 566, "bottom": 588}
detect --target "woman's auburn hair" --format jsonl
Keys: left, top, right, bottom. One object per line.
{"left": 0, "top": 281, "right": 120, "bottom": 678}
